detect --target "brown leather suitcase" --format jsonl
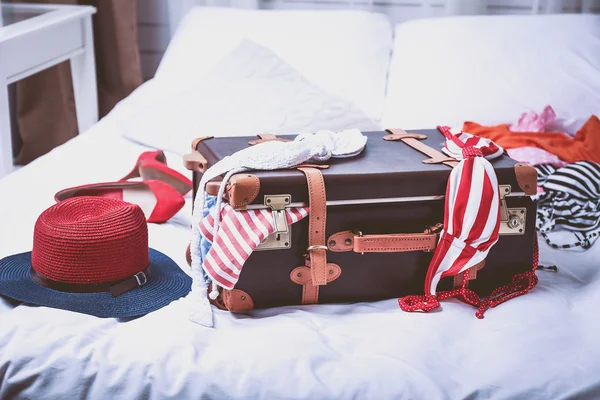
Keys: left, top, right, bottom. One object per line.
{"left": 184, "top": 129, "right": 538, "bottom": 315}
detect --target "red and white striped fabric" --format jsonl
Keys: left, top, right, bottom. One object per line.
{"left": 424, "top": 126, "right": 503, "bottom": 296}
{"left": 441, "top": 126, "right": 504, "bottom": 160}
{"left": 199, "top": 204, "right": 309, "bottom": 290}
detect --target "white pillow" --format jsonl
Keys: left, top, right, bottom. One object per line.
{"left": 155, "top": 7, "right": 393, "bottom": 121}
{"left": 119, "top": 40, "right": 380, "bottom": 155}
{"left": 382, "top": 14, "right": 600, "bottom": 130}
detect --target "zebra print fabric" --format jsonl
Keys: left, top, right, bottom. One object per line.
{"left": 534, "top": 161, "right": 600, "bottom": 249}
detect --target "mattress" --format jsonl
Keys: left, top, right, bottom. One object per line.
{"left": 1, "top": 96, "right": 600, "bottom": 400}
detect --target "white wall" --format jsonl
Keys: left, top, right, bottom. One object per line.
{"left": 137, "top": 0, "right": 171, "bottom": 80}
{"left": 136, "top": 0, "right": 600, "bottom": 80}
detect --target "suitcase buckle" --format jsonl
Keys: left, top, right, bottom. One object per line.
{"left": 425, "top": 223, "right": 443, "bottom": 235}
{"left": 255, "top": 195, "right": 292, "bottom": 251}
{"left": 304, "top": 245, "right": 328, "bottom": 260}
{"left": 498, "top": 185, "right": 526, "bottom": 236}
{"left": 352, "top": 231, "right": 364, "bottom": 255}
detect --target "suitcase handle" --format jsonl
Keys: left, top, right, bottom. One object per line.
{"left": 384, "top": 128, "right": 459, "bottom": 168}
{"left": 327, "top": 224, "right": 442, "bottom": 255}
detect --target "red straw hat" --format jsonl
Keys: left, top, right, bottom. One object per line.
{"left": 0, "top": 197, "right": 191, "bottom": 318}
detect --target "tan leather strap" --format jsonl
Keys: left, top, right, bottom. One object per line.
{"left": 183, "top": 151, "right": 208, "bottom": 172}
{"left": 203, "top": 174, "right": 261, "bottom": 207}
{"left": 293, "top": 163, "right": 329, "bottom": 169}
{"left": 206, "top": 181, "right": 220, "bottom": 196}
{"left": 384, "top": 128, "right": 459, "bottom": 168}
{"left": 290, "top": 263, "right": 341, "bottom": 305}
{"left": 191, "top": 136, "right": 214, "bottom": 150}
{"left": 184, "top": 136, "right": 214, "bottom": 172}
{"left": 222, "top": 289, "right": 254, "bottom": 312}
{"left": 248, "top": 133, "right": 292, "bottom": 146}
{"left": 453, "top": 260, "right": 486, "bottom": 289}
{"left": 226, "top": 174, "right": 261, "bottom": 208}
{"left": 327, "top": 224, "right": 441, "bottom": 254}
{"left": 514, "top": 162, "right": 538, "bottom": 195}
{"left": 298, "top": 167, "right": 328, "bottom": 286}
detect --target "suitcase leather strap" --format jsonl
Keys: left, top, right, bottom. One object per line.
{"left": 298, "top": 167, "right": 329, "bottom": 286}
{"left": 184, "top": 136, "right": 214, "bottom": 172}
{"left": 248, "top": 133, "right": 292, "bottom": 145}
{"left": 327, "top": 224, "right": 441, "bottom": 254}
{"left": 453, "top": 260, "right": 485, "bottom": 288}
{"left": 183, "top": 152, "right": 208, "bottom": 172}
{"left": 384, "top": 128, "right": 459, "bottom": 168}
{"left": 290, "top": 263, "right": 341, "bottom": 305}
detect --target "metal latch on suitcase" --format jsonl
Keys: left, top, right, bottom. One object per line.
{"left": 499, "top": 185, "right": 526, "bottom": 235}
{"left": 255, "top": 194, "right": 292, "bottom": 251}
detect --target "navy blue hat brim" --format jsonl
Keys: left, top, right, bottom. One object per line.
{"left": 0, "top": 249, "right": 192, "bottom": 318}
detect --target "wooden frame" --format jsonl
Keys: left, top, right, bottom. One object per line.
{"left": 0, "top": 3, "right": 97, "bottom": 178}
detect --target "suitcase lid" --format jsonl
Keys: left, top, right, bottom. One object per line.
{"left": 195, "top": 129, "right": 534, "bottom": 206}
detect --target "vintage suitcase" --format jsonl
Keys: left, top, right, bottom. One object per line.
{"left": 184, "top": 129, "right": 538, "bottom": 314}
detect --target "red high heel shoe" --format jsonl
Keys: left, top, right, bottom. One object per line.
{"left": 54, "top": 180, "right": 185, "bottom": 224}
{"left": 121, "top": 150, "right": 193, "bottom": 196}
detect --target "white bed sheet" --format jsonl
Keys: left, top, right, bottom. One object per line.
{"left": 2, "top": 85, "right": 600, "bottom": 400}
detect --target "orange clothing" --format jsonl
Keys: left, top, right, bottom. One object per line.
{"left": 463, "top": 115, "right": 600, "bottom": 164}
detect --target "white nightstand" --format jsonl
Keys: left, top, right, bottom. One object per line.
{"left": 0, "top": 3, "right": 98, "bottom": 179}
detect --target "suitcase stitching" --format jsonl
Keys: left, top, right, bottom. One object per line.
{"left": 361, "top": 237, "right": 433, "bottom": 251}
{"left": 363, "top": 247, "right": 429, "bottom": 251}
